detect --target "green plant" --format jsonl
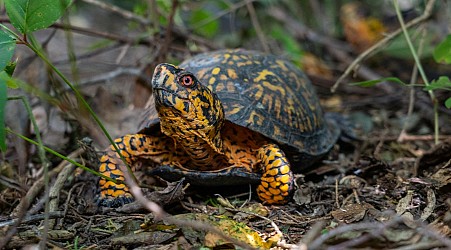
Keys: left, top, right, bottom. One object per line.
{"left": 0, "top": 0, "right": 132, "bottom": 181}
{"left": 351, "top": 1, "right": 451, "bottom": 144}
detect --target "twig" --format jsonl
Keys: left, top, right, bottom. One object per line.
{"left": 307, "top": 0, "right": 326, "bottom": 33}
{"left": 51, "top": 22, "right": 153, "bottom": 46}
{"left": 47, "top": 149, "right": 83, "bottom": 228}
{"left": 0, "top": 212, "right": 65, "bottom": 228}
{"left": 298, "top": 220, "right": 327, "bottom": 246}
{"left": 410, "top": 220, "right": 451, "bottom": 248}
{"left": 246, "top": 1, "right": 269, "bottom": 53}
{"left": 52, "top": 43, "right": 123, "bottom": 65}
{"left": 192, "top": 0, "right": 255, "bottom": 30}
{"left": 308, "top": 216, "right": 403, "bottom": 250}
{"left": 159, "top": 0, "right": 178, "bottom": 59}
{"left": 327, "top": 218, "right": 403, "bottom": 250}
{"left": 1, "top": 16, "right": 215, "bottom": 50}
{"left": 148, "top": 0, "right": 159, "bottom": 31}
{"left": 0, "top": 158, "right": 65, "bottom": 248}
{"left": 391, "top": 241, "right": 451, "bottom": 250}
{"left": 120, "top": 157, "right": 257, "bottom": 249}
{"left": 371, "top": 134, "right": 451, "bottom": 143}
{"left": 393, "top": 0, "right": 438, "bottom": 144}
{"left": 64, "top": 67, "right": 148, "bottom": 91}
{"left": 268, "top": 7, "right": 392, "bottom": 92}
{"left": 115, "top": 43, "right": 130, "bottom": 64}
{"left": 331, "top": 0, "right": 436, "bottom": 92}
{"left": 335, "top": 178, "right": 340, "bottom": 208}
{"left": 268, "top": 7, "right": 352, "bottom": 52}
{"left": 81, "top": 0, "right": 150, "bottom": 25}
{"left": 398, "top": 26, "right": 426, "bottom": 142}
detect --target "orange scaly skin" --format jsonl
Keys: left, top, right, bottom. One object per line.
{"left": 99, "top": 130, "right": 294, "bottom": 205}
{"left": 98, "top": 132, "right": 187, "bottom": 206}
{"left": 256, "top": 145, "right": 293, "bottom": 204}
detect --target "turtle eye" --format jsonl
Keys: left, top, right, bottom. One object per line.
{"left": 180, "top": 75, "right": 195, "bottom": 87}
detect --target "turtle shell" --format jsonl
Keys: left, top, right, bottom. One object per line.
{"left": 140, "top": 49, "right": 339, "bottom": 171}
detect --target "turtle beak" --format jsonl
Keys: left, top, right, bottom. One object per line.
{"left": 152, "top": 63, "right": 191, "bottom": 111}
{"left": 152, "top": 63, "right": 177, "bottom": 106}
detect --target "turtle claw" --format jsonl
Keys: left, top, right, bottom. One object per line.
{"left": 97, "top": 195, "right": 134, "bottom": 208}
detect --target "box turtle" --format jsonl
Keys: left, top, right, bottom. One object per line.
{"left": 98, "top": 49, "right": 340, "bottom": 207}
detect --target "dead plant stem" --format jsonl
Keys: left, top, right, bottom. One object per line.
{"left": 393, "top": 0, "right": 438, "bottom": 144}
{"left": 398, "top": 26, "right": 426, "bottom": 142}
{"left": 246, "top": 1, "right": 269, "bottom": 53}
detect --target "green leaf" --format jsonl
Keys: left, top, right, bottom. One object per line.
{"left": 0, "top": 71, "right": 7, "bottom": 151}
{"left": 445, "top": 98, "right": 451, "bottom": 109}
{"left": 4, "top": 60, "right": 17, "bottom": 77}
{"left": 433, "top": 35, "right": 451, "bottom": 64}
{"left": 382, "top": 29, "right": 435, "bottom": 59}
{"left": 0, "top": 29, "right": 16, "bottom": 71}
{"left": 0, "top": 72, "right": 18, "bottom": 89}
{"left": 350, "top": 77, "right": 407, "bottom": 87}
{"left": 190, "top": 9, "right": 219, "bottom": 38}
{"left": 5, "top": 0, "right": 72, "bottom": 34}
{"left": 424, "top": 76, "right": 451, "bottom": 91}
{"left": 271, "top": 25, "right": 303, "bottom": 59}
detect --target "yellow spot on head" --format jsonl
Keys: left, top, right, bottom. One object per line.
{"left": 173, "top": 98, "right": 185, "bottom": 112}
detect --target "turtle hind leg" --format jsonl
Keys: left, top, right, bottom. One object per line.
{"left": 256, "top": 144, "right": 294, "bottom": 204}
{"left": 98, "top": 133, "right": 175, "bottom": 207}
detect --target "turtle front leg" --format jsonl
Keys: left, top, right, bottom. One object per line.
{"left": 98, "top": 133, "right": 174, "bottom": 207}
{"left": 256, "top": 144, "right": 294, "bottom": 204}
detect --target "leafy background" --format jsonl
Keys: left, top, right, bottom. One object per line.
{"left": 0, "top": 0, "right": 451, "bottom": 249}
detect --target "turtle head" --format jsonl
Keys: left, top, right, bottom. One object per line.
{"left": 151, "top": 63, "right": 224, "bottom": 149}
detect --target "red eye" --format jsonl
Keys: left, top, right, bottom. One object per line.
{"left": 180, "top": 75, "right": 194, "bottom": 87}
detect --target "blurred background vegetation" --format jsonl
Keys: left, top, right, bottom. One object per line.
{"left": 1, "top": 0, "right": 451, "bottom": 248}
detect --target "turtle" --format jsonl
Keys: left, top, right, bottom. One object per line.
{"left": 98, "top": 49, "right": 340, "bottom": 207}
